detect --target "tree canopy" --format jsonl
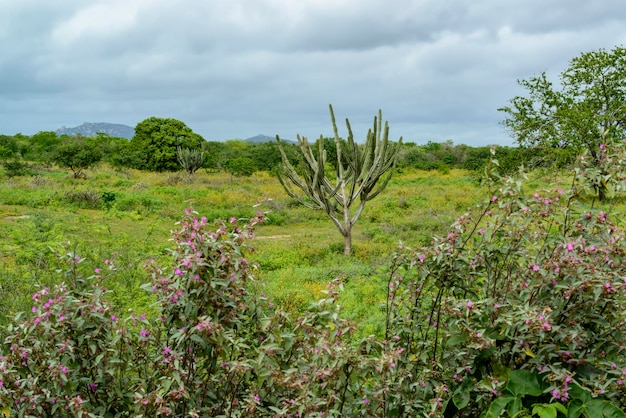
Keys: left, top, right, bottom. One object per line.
{"left": 129, "top": 117, "right": 204, "bottom": 172}
{"left": 499, "top": 46, "right": 626, "bottom": 197}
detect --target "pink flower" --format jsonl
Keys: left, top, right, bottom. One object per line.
{"left": 491, "top": 195, "right": 498, "bottom": 202}
{"left": 363, "top": 398, "right": 370, "bottom": 405}
{"left": 467, "top": 301, "right": 474, "bottom": 308}
{"left": 600, "top": 143, "right": 606, "bottom": 150}
{"left": 533, "top": 265, "right": 540, "bottom": 271}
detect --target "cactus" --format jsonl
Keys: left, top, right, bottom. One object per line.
{"left": 177, "top": 147, "right": 204, "bottom": 175}
{"left": 276, "top": 105, "right": 402, "bottom": 255}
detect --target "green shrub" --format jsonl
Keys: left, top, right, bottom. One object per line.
{"left": 3, "top": 160, "right": 31, "bottom": 178}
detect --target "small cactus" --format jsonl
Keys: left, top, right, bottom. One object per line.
{"left": 177, "top": 147, "right": 204, "bottom": 175}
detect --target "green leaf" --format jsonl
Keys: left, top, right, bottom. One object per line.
{"left": 452, "top": 378, "right": 474, "bottom": 410}
{"left": 506, "top": 369, "right": 543, "bottom": 397}
{"left": 532, "top": 403, "right": 562, "bottom": 418}
{"left": 584, "top": 400, "right": 626, "bottom": 418}
{"left": 507, "top": 396, "right": 523, "bottom": 416}
{"left": 483, "top": 396, "right": 517, "bottom": 418}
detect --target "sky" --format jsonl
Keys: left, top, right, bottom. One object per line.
{"left": 1, "top": 1, "right": 625, "bottom": 146}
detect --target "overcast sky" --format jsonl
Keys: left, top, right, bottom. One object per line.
{"left": 1, "top": 0, "right": 625, "bottom": 146}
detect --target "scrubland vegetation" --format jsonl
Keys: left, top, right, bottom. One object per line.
{"left": 0, "top": 45, "right": 624, "bottom": 416}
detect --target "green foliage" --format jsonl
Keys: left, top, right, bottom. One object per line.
{"left": 224, "top": 156, "right": 256, "bottom": 177}
{"left": 500, "top": 45, "right": 626, "bottom": 199}
{"left": 0, "top": 135, "right": 18, "bottom": 160}
{"left": 129, "top": 117, "right": 205, "bottom": 172}
{"left": 2, "top": 159, "right": 31, "bottom": 178}
{"left": 23, "top": 131, "right": 62, "bottom": 161}
{"left": 52, "top": 139, "right": 102, "bottom": 178}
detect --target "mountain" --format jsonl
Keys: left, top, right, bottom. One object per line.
{"left": 245, "top": 134, "right": 276, "bottom": 143}
{"left": 56, "top": 122, "right": 135, "bottom": 139}
{"left": 245, "top": 134, "right": 295, "bottom": 144}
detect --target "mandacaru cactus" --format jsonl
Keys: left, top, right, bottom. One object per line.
{"left": 177, "top": 146, "right": 204, "bottom": 175}
{"left": 276, "top": 104, "right": 402, "bottom": 255}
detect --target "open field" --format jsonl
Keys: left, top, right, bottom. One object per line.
{"left": 0, "top": 165, "right": 485, "bottom": 336}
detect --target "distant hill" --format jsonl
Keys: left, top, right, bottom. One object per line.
{"left": 56, "top": 122, "right": 135, "bottom": 139}
{"left": 245, "top": 134, "right": 276, "bottom": 143}
{"left": 246, "top": 134, "right": 295, "bottom": 144}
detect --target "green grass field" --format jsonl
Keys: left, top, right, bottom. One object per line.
{"left": 0, "top": 164, "right": 487, "bottom": 337}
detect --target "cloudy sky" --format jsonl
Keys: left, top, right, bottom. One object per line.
{"left": 1, "top": 0, "right": 625, "bottom": 146}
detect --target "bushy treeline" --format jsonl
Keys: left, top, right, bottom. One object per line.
{"left": 1, "top": 128, "right": 577, "bottom": 179}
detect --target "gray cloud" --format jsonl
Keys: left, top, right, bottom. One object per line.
{"left": 1, "top": 0, "right": 625, "bottom": 145}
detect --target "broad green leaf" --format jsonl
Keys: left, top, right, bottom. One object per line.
{"left": 506, "top": 369, "right": 543, "bottom": 397}
{"left": 532, "top": 403, "right": 560, "bottom": 418}
{"left": 483, "top": 396, "right": 517, "bottom": 418}
{"left": 452, "top": 378, "right": 474, "bottom": 410}
{"left": 584, "top": 400, "right": 626, "bottom": 418}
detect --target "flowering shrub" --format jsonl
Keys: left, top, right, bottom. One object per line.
{"left": 383, "top": 155, "right": 626, "bottom": 416}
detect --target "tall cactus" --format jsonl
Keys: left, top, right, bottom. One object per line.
{"left": 177, "top": 147, "right": 204, "bottom": 175}
{"left": 276, "top": 105, "right": 402, "bottom": 255}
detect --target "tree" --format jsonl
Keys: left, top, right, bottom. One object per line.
{"left": 25, "top": 131, "right": 62, "bottom": 161}
{"left": 224, "top": 157, "right": 256, "bottom": 177}
{"left": 129, "top": 117, "right": 204, "bottom": 171}
{"left": 52, "top": 139, "right": 102, "bottom": 178}
{"left": 276, "top": 105, "right": 402, "bottom": 256}
{"left": 499, "top": 46, "right": 626, "bottom": 200}
{"left": 0, "top": 135, "right": 18, "bottom": 160}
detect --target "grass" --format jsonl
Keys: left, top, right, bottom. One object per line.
{"left": 0, "top": 164, "right": 486, "bottom": 335}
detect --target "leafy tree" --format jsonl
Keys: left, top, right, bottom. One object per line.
{"left": 499, "top": 46, "right": 626, "bottom": 200}
{"left": 224, "top": 157, "right": 256, "bottom": 177}
{"left": 129, "top": 117, "right": 204, "bottom": 171}
{"left": 276, "top": 105, "right": 402, "bottom": 256}
{"left": 52, "top": 139, "right": 102, "bottom": 178}
{"left": 201, "top": 141, "right": 229, "bottom": 170}
{"left": 0, "top": 135, "right": 17, "bottom": 160}
{"left": 249, "top": 141, "right": 283, "bottom": 171}
{"left": 24, "top": 131, "right": 62, "bottom": 161}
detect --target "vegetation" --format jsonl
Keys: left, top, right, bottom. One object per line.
{"left": 176, "top": 147, "right": 204, "bottom": 175}
{"left": 276, "top": 105, "right": 402, "bottom": 255}
{"left": 499, "top": 46, "right": 626, "bottom": 200}
{"left": 128, "top": 117, "right": 205, "bottom": 172}
{"left": 0, "top": 44, "right": 625, "bottom": 417}
{"left": 52, "top": 139, "right": 103, "bottom": 178}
